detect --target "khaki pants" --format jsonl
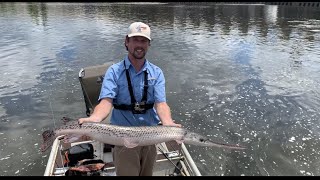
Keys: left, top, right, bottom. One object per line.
{"left": 112, "top": 145, "right": 157, "bottom": 176}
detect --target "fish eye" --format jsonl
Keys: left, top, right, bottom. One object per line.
{"left": 199, "top": 138, "right": 204, "bottom": 142}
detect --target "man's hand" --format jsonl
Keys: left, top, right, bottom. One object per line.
{"left": 162, "top": 120, "right": 182, "bottom": 128}
{"left": 78, "top": 117, "right": 101, "bottom": 125}
{"left": 78, "top": 98, "right": 113, "bottom": 125}
{"left": 155, "top": 102, "right": 182, "bottom": 127}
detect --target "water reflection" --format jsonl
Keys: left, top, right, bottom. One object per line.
{"left": 27, "top": 3, "right": 48, "bottom": 27}
{"left": 3, "top": 2, "right": 317, "bottom": 42}
{"left": 0, "top": 2, "right": 17, "bottom": 14}
{"left": 0, "top": 2, "right": 320, "bottom": 176}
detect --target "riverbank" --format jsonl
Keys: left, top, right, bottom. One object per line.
{"left": 165, "top": 2, "right": 320, "bottom": 8}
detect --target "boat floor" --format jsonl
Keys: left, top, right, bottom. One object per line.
{"left": 48, "top": 137, "right": 193, "bottom": 176}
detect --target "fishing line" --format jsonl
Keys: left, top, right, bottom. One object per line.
{"left": 48, "top": 82, "right": 68, "bottom": 175}
{"left": 48, "top": 95, "right": 56, "bottom": 128}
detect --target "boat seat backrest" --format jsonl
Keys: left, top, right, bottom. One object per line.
{"left": 78, "top": 62, "right": 114, "bottom": 116}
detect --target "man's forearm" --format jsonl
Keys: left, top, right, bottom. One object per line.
{"left": 155, "top": 102, "right": 174, "bottom": 125}
{"left": 90, "top": 98, "right": 113, "bottom": 122}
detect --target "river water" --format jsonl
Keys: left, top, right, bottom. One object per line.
{"left": 1, "top": 2, "right": 320, "bottom": 176}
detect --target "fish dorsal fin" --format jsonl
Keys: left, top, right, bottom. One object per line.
{"left": 123, "top": 138, "right": 140, "bottom": 148}
{"left": 61, "top": 116, "right": 74, "bottom": 125}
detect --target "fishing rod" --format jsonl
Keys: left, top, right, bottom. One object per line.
{"left": 157, "top": 145, "right": 185, "bottom": 176}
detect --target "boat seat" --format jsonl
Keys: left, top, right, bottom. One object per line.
{"left": 78, "top": 62, "right": 114, "bottom": 117}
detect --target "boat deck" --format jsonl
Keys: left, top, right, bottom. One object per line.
{"left": 46, "top": 136, "right": 199, "bottom": 176}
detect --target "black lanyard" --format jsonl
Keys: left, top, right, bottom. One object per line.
{"left": 124, "top": 60, "right": 148, "bottom": 104}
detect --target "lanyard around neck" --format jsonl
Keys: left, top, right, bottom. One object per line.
{"left": 124, "top": 60, "right": 148, "bottom": 104}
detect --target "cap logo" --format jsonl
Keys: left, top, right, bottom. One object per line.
{"left": 136, "top": 24, "right": 147, "bottom": 32}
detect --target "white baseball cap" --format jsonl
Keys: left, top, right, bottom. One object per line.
{"left": 127, "top": 22, "right": 151, "bottom": 41}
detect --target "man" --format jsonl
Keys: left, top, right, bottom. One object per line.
{"left": 78, "top": 22, "right": 181, "bottom": 176}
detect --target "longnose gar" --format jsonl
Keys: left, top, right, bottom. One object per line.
{"left": 40, "top": 117, "right": 246, "bottom": 152}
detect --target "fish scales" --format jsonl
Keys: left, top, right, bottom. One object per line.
{"left": 57, "top": 121, "right": 185, "bottom": 139}
{"left": 52, "top": 121, "right": 185, "bottom": 146}
{"left": 41, "top": 120, "right": 246, "bottom": 152}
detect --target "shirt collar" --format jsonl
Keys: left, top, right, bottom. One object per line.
{"left": 124, "top": 56, "right": 150, "bottom": 74}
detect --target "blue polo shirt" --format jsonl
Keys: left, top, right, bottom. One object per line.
{"left": 98, "top": 56, "right": 166, "bottom": 126}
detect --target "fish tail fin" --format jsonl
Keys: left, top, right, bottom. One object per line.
{"left": 41, "top": 130, "right": 55, "bottom": 152}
